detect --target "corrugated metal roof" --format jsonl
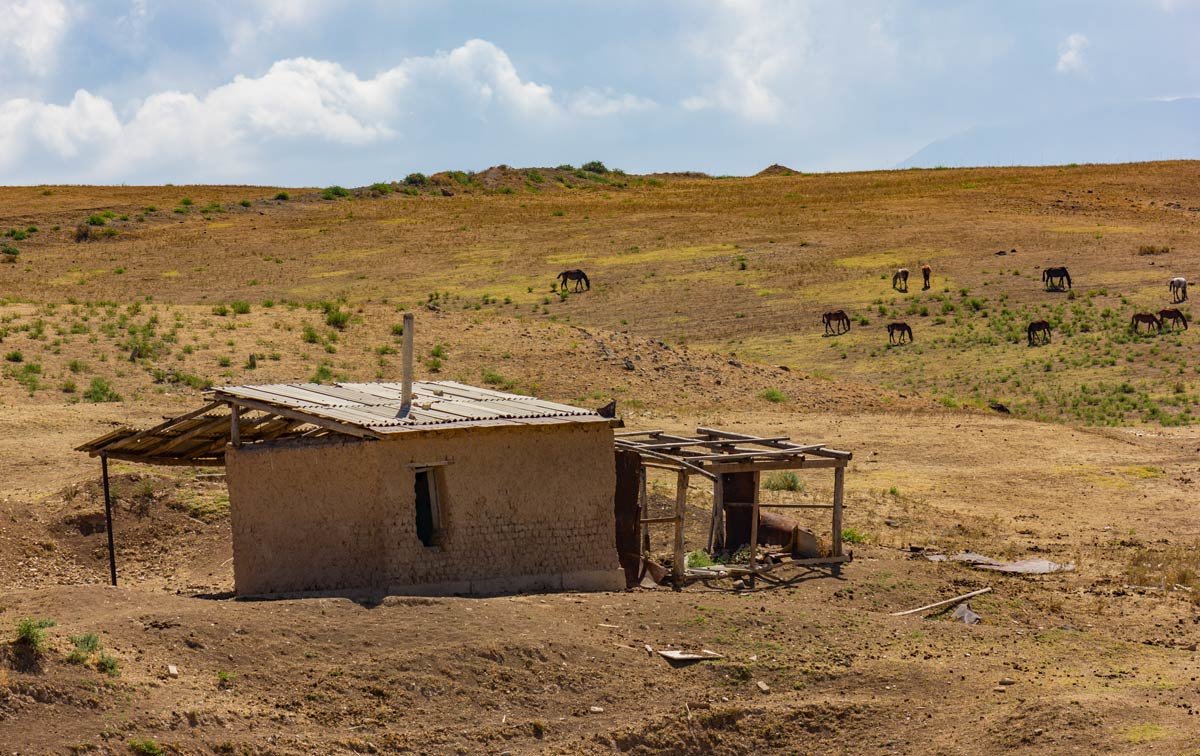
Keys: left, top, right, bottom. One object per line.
{"left": 207, "top": 380, "right": 608, "bottom": 436}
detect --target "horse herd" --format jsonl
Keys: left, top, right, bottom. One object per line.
{"left": 822, "top": 263, "right": 1190, "bottom": 347}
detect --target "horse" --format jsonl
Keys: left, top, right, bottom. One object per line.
{"left": 887, "top": 322, "right": 913, "bottom": 344}
{"left": 1159, "top": 308, "right": 1188, "bottom": 330}
{"left": 1027, "top": 320, "right": 1052, "bottom": 346}
{"left": 557, "top": 269, "right": 590, "bottom": 292}
{"left": 822, "top": 310, "right": 851, "bottom": 335}
{"left": 1042, "top": 267, "right": 1072, "bottom": 290}
{"left": 921, "top": 264, "right": 931, "bottom": 290}
{"left": 1130, "top": 312, "right": 1162, "bottom": 334}
{"left": 1169, "top": 277, "right": 1188, "bottom": 303}
{"left": 892, "top": 268, "right": 909, "bottom": 292}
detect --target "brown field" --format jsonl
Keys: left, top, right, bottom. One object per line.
{"left": 2, "top": 162, "right": 1200, "bottom": 754}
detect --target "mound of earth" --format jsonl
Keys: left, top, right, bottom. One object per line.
{"left": 755, "top": 163, "right": 801, "bottom": 177}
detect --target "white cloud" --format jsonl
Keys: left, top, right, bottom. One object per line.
{"left": 1056, "top": 33, "right": 1089, "bottom": 74}
{"left": 0, "top": 0, "right": 70, "bottom": 76}
{"left": 568, "top": 89, "right": 656, "bottom": 117}
{"left": 0, "top": 39, "right": 653, "bottom": 182}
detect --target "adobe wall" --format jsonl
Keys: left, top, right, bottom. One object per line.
{"left": 225, "top": 421, "right": 623, "bottom": 596}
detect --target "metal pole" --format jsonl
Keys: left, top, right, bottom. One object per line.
{"left": 101, "top": 455, "right": 117, "bottom": 586}
{"left": 400, "top": 312, "right": 415, "bottom": 416}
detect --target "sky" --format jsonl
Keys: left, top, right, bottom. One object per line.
{"left": 1, "top": 0, "right": 1198, "bottom": 185}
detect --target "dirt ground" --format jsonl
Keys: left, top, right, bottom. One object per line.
{"left": 2, "top": 163, "right": 1200, "bottom": 754}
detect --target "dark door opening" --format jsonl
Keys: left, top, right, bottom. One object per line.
{"left": 414, "top": 469, "right": 438, "bottom": 547}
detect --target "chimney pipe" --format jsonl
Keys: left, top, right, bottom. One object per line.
{"left": 400, "top": 312, "right": 414, "bottom": 416}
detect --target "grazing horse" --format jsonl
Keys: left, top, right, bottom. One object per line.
{"left": 1169, "top": 277, "right": 1188, "bottom": 303}
{"left": 892, "top": 268, "right": 910, "bottom": 292}
{"left": 1159, "top": 308, "right": 1188, "bottom": 330}
{"left": 887, "top": 322, "right": 913, "bottom": 344}
{"left": 557, "top": 269, "right": 590, "bottom": 292}
{"left": 1027, "top": 320, "right": 1052, "bottom": 346}
{"left": 1131, "top": 312, "right": 1162, "bottom": 333}
{"left": 921, "top": 264, "right": 932, "bottom": 290}
{"left": 1042, "top": 266, "right": 1072, "bottom": 291}
{"left": 822, "top": 310, "right": 851, "bottom": 335}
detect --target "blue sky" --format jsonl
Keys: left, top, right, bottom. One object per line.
{"left": 1, "top": 0, "right": 1197, "bottom": 185}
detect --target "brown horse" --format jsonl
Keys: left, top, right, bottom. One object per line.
{"left": 921, "top": 264, "right": 931, "bottom": 290}
{"left": 1131, "top": 312, "right": 1162, "bottom": 333}
{"left": 887, "top": 322, "right": 913, "bottom": 344}
{"left": 892, "top": 268, "right": 909, "bottom": 292}
{"left": 1027, "top": 320, "right": 1052, "bottom": 346}
{"left": 822, "top": 310, "right": 851, "bottom": 335}
{"left": 1043, "top": 266, "right": 1072, "bottom": 291}
{"left": 556, "top": 269, "right": 590, "bottom": 292}
{"left": 1159, "top": 308, "right": 1188, "bottom": 330}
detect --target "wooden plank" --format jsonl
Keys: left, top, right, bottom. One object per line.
{"left": 672, "top": 470, "right": 688, "bottom": 586}
{"left": 891, "top": 587, "right": 991, "bottom": 617}
{"left": 639, "top": 516, "right": 681, "bottom": 524}
{"left": 708, "top": 459, "right": 844, "bottom": 474}
{"left": 724, "top": 501, "right": 834, "bottom": 509}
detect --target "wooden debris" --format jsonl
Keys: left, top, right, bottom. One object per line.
{"left": 658, "top": 649, "right": 724, "bottom": 662}
{"left": 891, "top": 587, "right": 993, "bottom": 617}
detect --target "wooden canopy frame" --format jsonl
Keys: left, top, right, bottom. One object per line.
{"left": 614, "top": 427, "right": 852, "bottom": 586}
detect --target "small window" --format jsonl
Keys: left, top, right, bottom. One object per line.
{"left": 414, "top": 468, "right": 441, "bottom": 547}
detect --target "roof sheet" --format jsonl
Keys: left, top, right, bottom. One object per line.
{"left": 208, "top": 380, "right": 607, "bottom": 436}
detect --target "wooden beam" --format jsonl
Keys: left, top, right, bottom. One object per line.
{"left": 672, "top": 470, "right": 688, "bottom": 587}
{"left": 101, "top": 456, "right": 117, "bottom": 586}
{"left": 230, "top": 403, "right": 241, "bottom": 447}
{"left": 217, "top": 395, "right": 382, "bottom": 439}
{"left": 832, "top": 466, "right": 845, "bottom": 562}
{"left": 708, "top": 459, "right": 845, "bottom": 474}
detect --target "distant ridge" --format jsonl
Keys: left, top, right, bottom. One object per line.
{"left": 755, "top": 163, "right": 801, "bottom": 177}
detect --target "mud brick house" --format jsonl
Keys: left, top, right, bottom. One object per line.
{"left": 79, "top": 340, "right": 625, "bottom": 596}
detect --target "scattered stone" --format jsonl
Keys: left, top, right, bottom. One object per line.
{"left": 999, "top": 678, "right": 1015, "bottom": 686}
{"left": 756, "top": 681, "right": 771, "bottom": 694}
{"left": 589, "top": 706, "right": 605, "bottom": 714}
{"left": 167, "top": 664, "right": 179, "bottom": 678}
{"left": 993, "top": 686, "right": 1007, "bottom": 693}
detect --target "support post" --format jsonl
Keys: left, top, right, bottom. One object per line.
{"left": 672, "top": 470, "right": 688, "bottom": 587}
{"left": 101, "top": 455, "right": 117, "bottom": 587}
{"left": 747, "top": 496, "right": 760, "bottom": 587}
{"left": 708, "top": 475, "right": 725, "bottom": 553}
{"left": 230, "top": 403, "right": 241, "bottom": 447}
{"left": 832, "top": 465, "right": 845, "bottom": 574}
{"left": 639, "top": 466, "right": 650, "bottom": 553}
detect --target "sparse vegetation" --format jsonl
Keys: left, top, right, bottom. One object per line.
{"left": 15, "top": 617, "right": 56, "bottom": 654}
{"left": 763, "top": 471, "right": 802, "bottom": 491}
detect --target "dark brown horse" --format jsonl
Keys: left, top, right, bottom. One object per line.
{"left": 1159, "top": 308, "right": 1188, "bottom": 330}
{"left": 556, "top": 269, "right": 590, "bottom": 292}
{"left": 822, "top": 310, "right": 851, "bottom": 335}
{"left": 887, "top": 322, "right": 913, "bottom": 344}
{"left": 1131, "top": 312, "right": 1162, "bottom": 333}
{"left": 921, "top": 264, "right": 931, "bottom": 290}
{"left": 892, "top": 268, "right": 909, "bottom": 292}
{"left": 1027, "top": 320, "right": 1052, "bottom": 346}
{"left": 1042, "top": 266, "right": 1072, "bottom": 291}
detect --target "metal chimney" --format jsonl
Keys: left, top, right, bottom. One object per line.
{"left": 400, "top": 312, "right": 414, "bottom": 416}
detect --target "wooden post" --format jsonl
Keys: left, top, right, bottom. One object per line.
{"left": 708, "top": 475, "right": 725, "bottom": 552}
{"left": 672, "top": 470, "right": 688, "bottom": 587}
{"left": 101, "top": 455, "right": 117, "bottom": 587}
{"left": 229, "top": 403, "right": 241, "bottom": 447}
{"left": 832, "top": 465, "right": 845, "bottom": 572}
{"left": 639, "top": 466, "right": 650, "bottom": 553}
{"left": 747, "top": 496, "right": 760, "bottom": 587}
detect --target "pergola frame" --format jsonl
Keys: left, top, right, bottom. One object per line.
{"left": 614, "top": 427, "right": 852, "bottom": 586}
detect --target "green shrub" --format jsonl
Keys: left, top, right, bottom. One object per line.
{"left": 370, "top": 182, "right": 392, "bottom": 194}
{"left": 481, "top": 368, "right": 515, "bottom": 390}
{"left": 581, "top": 160, "right": 608, "bottom": 174}
{"left": 15, "top": 617, "right": 56, "bottom": 654}
{"left": 4, "top": 350, "right": 23, "bottom": 362}
{"left": 274, "top": 191, "right": 289, "bottom": 201}
{"left": 390, "top": 322, "right": 405, "bottom": 337}
{"left": 555, "top": 164, "right": 574, "bottom": 171}
{"left": 86, "top": 215, "right": 106, "bottom": 226}
{"left": 67, "top": 632, "right": 101, "bottom": 664}
{"left": 301, "top": 324, "right": 319, "bottom": 343}
{"left": 128, "top": 738, "right": 162, "bottom": 756}
{"left": 404, "top": 173, "right": 428, "bottom": 186}
{"left": 324, "top": 306, "right": 350, "bottom": 330}
{"left": 179, "top": 197, "right": 193, "bottom": 206}
{"left": 230, "top": 300, "right": 251, "bottom": 315}
{"left": 321, "top": 185, "right": 350, "bottom": 200}
{"left": 760, "top": 388, "right": 786, "bottom": 403}
{"left": 763, "top": 471, "right": 802, "bottom": 491}
{"left": 2, "top": 244, "right": 19, "bottom": 259}
{"left": 841, "top": 528, "right": 869, "bottom": 544}
{"left": 96, "top": 651, "right": 120, "bottom": 676}
{"left": 312, "top": 363, "right": 333, "bottom": 382}
{"left": 430, "top": 343, "right": 447, "bottom": 358}
{"left": 83, "top": 377, "right": 121, "bottom": 403}
{"left": 211, "top": 304, "right": 229, "bottom": 317}
{"left": 239, "top": 199, "right": 251, "bottom": 207}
